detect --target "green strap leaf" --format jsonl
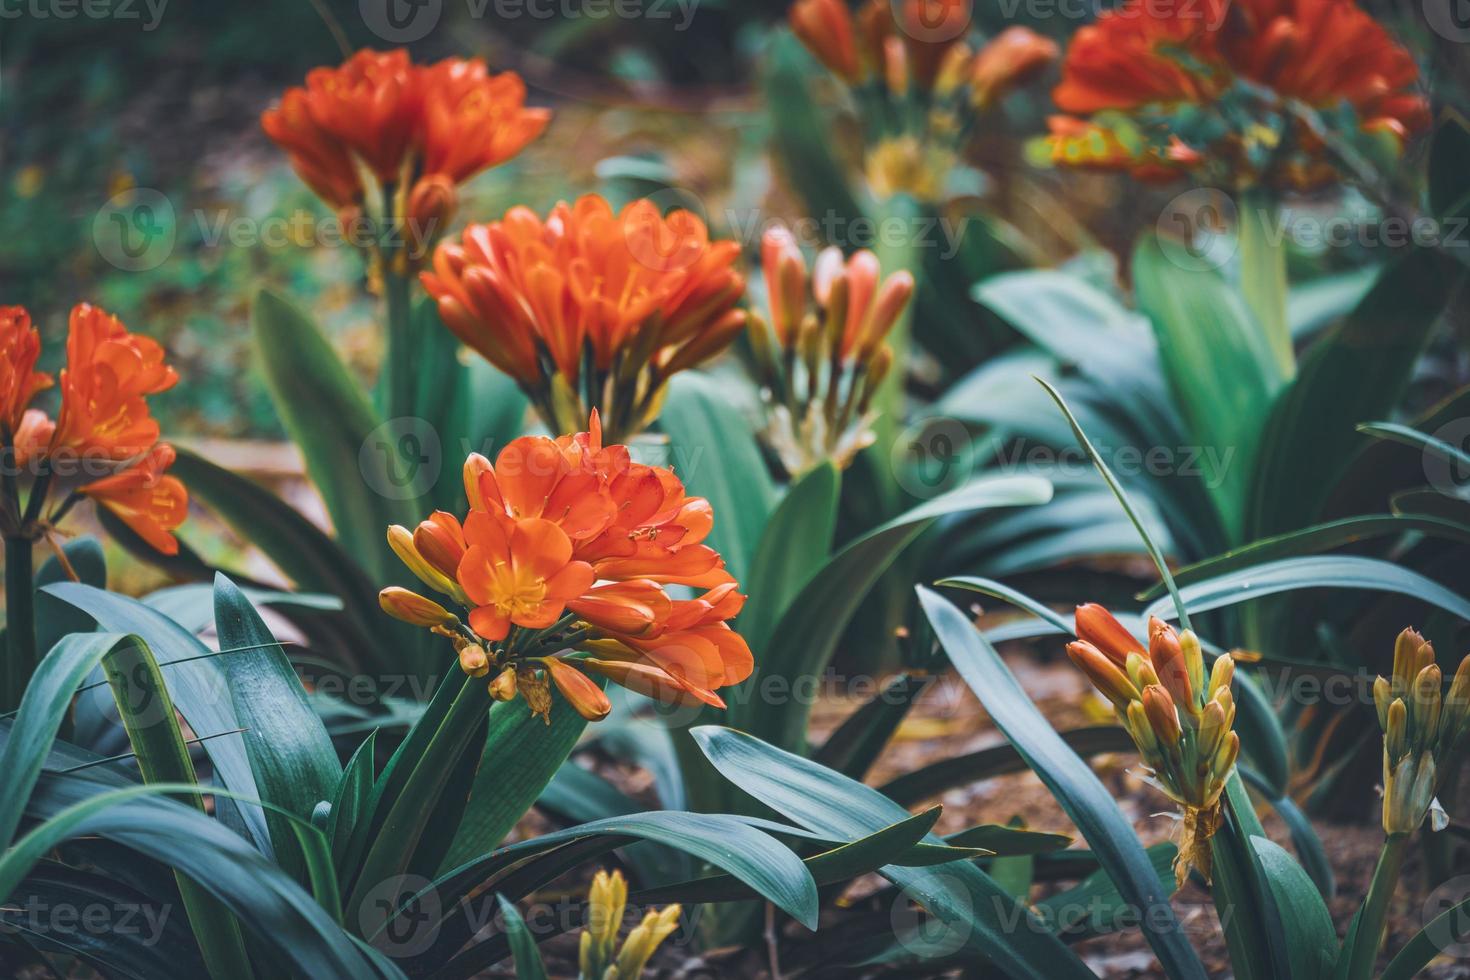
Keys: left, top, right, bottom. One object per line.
{"left": 496, "top": 896, "right": 549, "bottom": 980}
{"left": 1250, "top": 837, "right": 1338, "bottom": 980}
{"left": 918, "top": 587, "right": 1206, "bottom": 980}
{"left": 213, "top": 574, "right": 342, "bottom": 882}
{"left": 691, "top": 725, "right": 1096, "bottom": 979}
{"left": 251, "top": 288, "right": 420, "bottom": 583}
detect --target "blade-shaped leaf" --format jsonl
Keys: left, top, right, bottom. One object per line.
{"left": 918, "top": 587, "right": 1206, "bottom": 980}
{"left": 691, "top": 725, "right": 1096, "bottom": 979}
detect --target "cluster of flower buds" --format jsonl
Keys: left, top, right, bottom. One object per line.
{"left": 1068, "top": 604, "right": 1239, "bottom": 885}
{"left": 0, "top": 304, "right": 187, "bottom": 555}
{"left": 261, "top": 49, "right": 549, "bottom": 274}
{"left": 380, "top": 412, "right": 751, "bottom": 723}
{"left": 422, "top": 194, "right": 746, "bottom": 443}
{"left": 578, "top": 869, "right": 681, "bottom": 979}
{"left": 1046, "top": 0, "right": 1428, "bottom": 190}
{"left": 748, "top": 226, "right": 914, "bottom": 476}
{"left": 789, "top": 0, "right": 1056, "bottom": 199}
{"left": 1374, "top": 628, "right": 1470, "bottom": 835}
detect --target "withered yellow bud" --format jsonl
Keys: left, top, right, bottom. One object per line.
{"left": 458, "top": 644, "right": 490, "bottom": 678}
{"left": 379, "top": 587, "right": 459, "bottom": 629}
{"left": 488, "top": 666, "right": 517, "bottom": 700}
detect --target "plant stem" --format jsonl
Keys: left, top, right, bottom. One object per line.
{"left": 1238, "top": 188, "right": 1294, "bottom": 379}
{"left": 383, "top": 266, "right": 416, "bottom": 422}
{"left": 1345, "top": 832, "right": 1410, "bottom": 980}
{"left": 3, "top": 535, "right": 34, "bottom": 713}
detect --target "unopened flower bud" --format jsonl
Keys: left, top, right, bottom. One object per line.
{"left": 1180, "top": 629, "right": 1205, "bottom": 705}
{"left": 1075, "top": 604, "right": 1145, "bottom": 665}
{"left": 545, "top": 657, "right": 611, "bottom": 722}
{"left": 1067, "top": 640, "right": 1141, "bottom": 711}
{"left": 1126, "top": 651, "right": 1160, "bottom": 691}
{"left": 388, "top": 525, "right": 465, "bottom": 601}
{"left": 1386, "top": 698, "right": 1408, "bottom": 763}
{"left": 1143, "top": 685, "right": 1182, "bottom": 747}
{"left": 1412, "top": 664, "right": 1443, "bottom": 749}
{"left": 1149, "top": 617, "right": 1196, "bottom": 720}
{"left": 1207, "top": 652, "right": 1235, "bottom": 699}
{"left": 379, "top": 587, "right": 459, "bottom": 629}
{"left": 1373, "top": 675, "right": 1393, "bottom": 730}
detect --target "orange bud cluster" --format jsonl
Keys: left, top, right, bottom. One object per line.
{"left": 261, "top": 49, "right": 550, "bottom": 269}
{"left": 1068, "top": 604, "right": 1238, "bottom": 885}
{"left": 0, "top": 303, "right": 186, "bottom": 555}
{"left": 380, "top": 412, "right": 752, "bottom": 722}
{"left": 748, "top": 226, "right": 914, "bottom": 476}
{"left": 1374, "top": 628, "right": 1470, "bottom": 834}
{"left": 422, "top": 194, "right": 746, "bottom": 442}
{"left": 789, "top": 0, "right": 1055, "bottom": 199}
{"left": 1047, "top": 0, "right": 1428, "bottom": 189}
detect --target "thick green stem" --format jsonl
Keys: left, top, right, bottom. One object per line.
{"left": 1345, "top": 833, "right": 1410, "bottom": 980}
{"left": 1238, "top": 189, "right": 1294, "bottom": 379}
{"left": 4, "top": 535, "right": 34, "bottom": 713}
{"left": 383, "top": 267, "right": 416, "bottom": 422}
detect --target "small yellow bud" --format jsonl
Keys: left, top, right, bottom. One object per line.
{"left": 1412, "top": 664, "right": 1444, "bottom": 749}
{"left": 1180, "top": 629, "right": 1205, "bottom": 707}
{"left": 1207, "top": 652, "right": 1235, "bottom": 699}
{"left": 1386, "top": 698, "right": 1408, "bottom": 763}
{"left": 387, "top": 525, "right": 464, "bottom": 601}
{"left": 1126, "top": 652, "right": 1160, "bottom": 691}
{"left": 1374, "top": 675, "right": 1393, "bottom": 731}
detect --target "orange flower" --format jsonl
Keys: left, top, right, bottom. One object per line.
{"left": 1052, "top": 0, "right": 1227, "bottom": 115}
{"left": 295, "top": 49, "right": 421, "bottom": 186}
{"left": 422, "top": 194, "right": 745, "bottom": 440}
{"left": 1050, "top": 0, "right": 1427, "bottom": 187}
{"left": 259, "top": 88, "right": 363, "bottom": 210}
{"left": 383, "top": 414, "right": 750, "bottom": 719}
{"left": 789, "top": 0, "right": 862, "bottom": 83}
{"left": 970, "top": 26, "right": 1058, "bottom": 109}
{"left": 79, "top": 443, "right": 188, "bottom": 555}
{"left": 262, "top": 50, "right": 549, "bottom": 264}
{"left": 0, "top": 307, "right": 52, "bottom": 434}
{"left": 52, "top": 303, "right": 177, "bottom": 460}
{"left": 419, "top": 58, "right": 552, "bottom": 183}
{"left": 457, "top": 514, "right": 596, "bottom": 641}
{"left": 1220, "top": 0, "right": 1429, "bottom": 139}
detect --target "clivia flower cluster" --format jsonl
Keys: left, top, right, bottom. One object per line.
{"left": 0, "top": 304, "right": 187, "bottom": 556}
{"left": 790, "top": 0, "right": 1057, "bottom": 199}
{"left": 1068, "top": 604, "right": 1239, "bottom": 886}
{"left": 749, "top": 225, "right": 915, "bottom": 476}
{"left": 380, "top": 412, "right": 752, "bottom": 722}
{"left": 1374, "top": 627, "right": 1470, "bottom": 835}
{"left": 422, "top": 194, "right": 747, "bottom": 443}
{"left": 261, "top": 50, "right": 550, "bottom": 273}
{"left": 1047, "top": 0, "right": 1429, "bottom": 189}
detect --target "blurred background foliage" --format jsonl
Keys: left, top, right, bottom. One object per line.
{"left": 0, "top": 0, "right": 1464, "bottom": 440}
